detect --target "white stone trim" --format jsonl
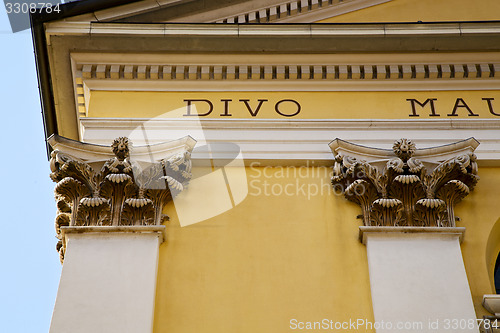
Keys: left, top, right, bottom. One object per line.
{"left": 48, "top": 133, "right": 196, "bottom": 162}
{"left": 359, "top": 226, "right": 466, "bottom": 244}
{"left": 70, "top": 51, "right": 500, "bottom": 65}
{"left": 45, "top": 21, "right": 500, "bottom": 37}
{"left": 60, "top": 226, "right": 167, "bottom": 246}
{"left": 364, "top": 227, "right": 478, "bottom": 333}
{"left": 80, "top": 118, "right": 500, "bottom": 166}
{"left": 50, "top": 227, "right": 164, "bottom": 333}
{"left": 483, "top": 295, "right": 500, "bottom": 316}
{"left": 70, "top": 52, "right": 500, "bottom": 118}
{"left": 80, "top": 78, "right": 500, "bottom": 92}
{"left": 330, "top": 137, "right": 479, "bottom": 166}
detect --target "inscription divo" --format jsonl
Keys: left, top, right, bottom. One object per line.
{"left": 180, "top": 97, "right": 499, "bottom": 117}
{"left": 183, "top": 99, "right": 301, "bottom": 117}
{"left": 407, "top": 97, "right": 499, "bottom": 117}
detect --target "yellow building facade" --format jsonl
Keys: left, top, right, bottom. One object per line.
{"left": 32, "top": 0, "right": 500, "bottom": 332}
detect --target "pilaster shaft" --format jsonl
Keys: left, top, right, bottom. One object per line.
{"left": 48, "top": 135, "right": 195, "bottom": 332}
{"left": 50, "top": 227, "right": 164, "bottom": 333}
{"left": 362, "top": 227, "right": 477, "bottom": 333}
{"left": 331, "top": 138, "right": 481, "bottom": 332}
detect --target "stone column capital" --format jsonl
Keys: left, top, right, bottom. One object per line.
{"left": 48, "top": 135, "right": 195, "bottom": 262}
{"left": 330, "top": 138, "right": 479, "bottom": 228}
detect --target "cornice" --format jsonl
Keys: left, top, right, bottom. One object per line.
{"left": 41, "top": 22, "right": 500, "bottom": 142}
{"left": 80, "top": 118, "right": 500, "bottom": 166}
{"left": 70, "top": 53, "right": 500, "bottom": 119}
{"left": 45, "top": 21, "right": 500, "bottom": 37}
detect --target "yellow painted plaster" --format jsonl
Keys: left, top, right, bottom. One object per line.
{"left": 154, "top": 165, "right": 375, "bottom": 333}
{"left": 457, "top": 167, "right": 500, "bottom": 317}
{"left": 153, "top": 164, "right": 500, "bottom": 326}
{"left": 87, "top": 90, "right": 500, "bottom": 119}
{"left": 318, "top": 0, "right": 500, "bottom": 23}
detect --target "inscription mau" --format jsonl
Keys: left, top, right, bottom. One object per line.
{"left": 407, "top": 98, "right": 499, "bottom": 117}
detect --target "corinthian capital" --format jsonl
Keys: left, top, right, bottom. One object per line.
{"left": 48, "top": 135, "right": 195, "bottom": 262}
{"left": 330, "top": 138, "right": 479, "bottom": 228}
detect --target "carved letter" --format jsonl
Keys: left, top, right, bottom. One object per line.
{"left": 275, "top": 99, "right": 301, "bottom": 117}
{"left": 239, "top": 99, "right": 268, "bottom": 117}
{"left": 183, "top": 99, "right": 213, "bottom": 116}
{"left": 447, "top": 98, "right": 479, "bottom": 117}
{"left": 483, "top": 98, "right": 500, "bottom": 116}
{"left": 406, "top": 98, "right": 439, "bottom": 117}
{"left": 220, "top": 99, "right": 233, "bottom": 116}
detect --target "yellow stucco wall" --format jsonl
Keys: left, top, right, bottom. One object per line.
{"left": 83, "top": 87, "right": 500, "bottom": 322}
{"left": 46, "top": 0, "right": 500, "bottom": 328}
{"left": 318, "top": 0, "right": 500, "bottom": 23}
{"left": 87, "top": 90, "right": 500, "bottom": 119}
{"left": 154, "top": 165, "right": 375, "bottom": 333}
{"left": 457, "top": 167, "right": 500, "bottom": 316}
{"left": 151, "top": 164, "right": 500, "bottom": 330}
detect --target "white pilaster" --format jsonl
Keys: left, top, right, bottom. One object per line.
{"left": 49, "top": 226, "right": 165, "bottom": 333}
{"left": 360, "top": 227, "right": 478, "bottom": 333}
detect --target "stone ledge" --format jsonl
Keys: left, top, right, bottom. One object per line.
{"left": 359, "top": 226, "right": 466, "bottom": 244}
{"left": 61, "top": 226, "right": 167, "bottom": 246}
{"left": 483, "top": 294, "right": 500, "bottom": 316}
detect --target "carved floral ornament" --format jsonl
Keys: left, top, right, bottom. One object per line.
{"left": 48, "top": 135, "right": 195, "bottom": 262}
{"left": 330, "top": 138, "right": 480, "bottom": 228}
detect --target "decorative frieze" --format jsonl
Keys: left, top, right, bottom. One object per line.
{"left": 74, "top": 62, "right": 500, "bottom": 116}
{"left": 49, "top": 135, "right": 194, "bottom": 262}
{"left": 331, "top": 138, "right": 479, "bottom": 227}
{"left": 78, "top": 63, "right": 499, "bottom": 81}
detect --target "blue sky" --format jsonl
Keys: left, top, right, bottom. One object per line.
{"left": 0, "top": 9, "right": 62, "bottom": 333}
